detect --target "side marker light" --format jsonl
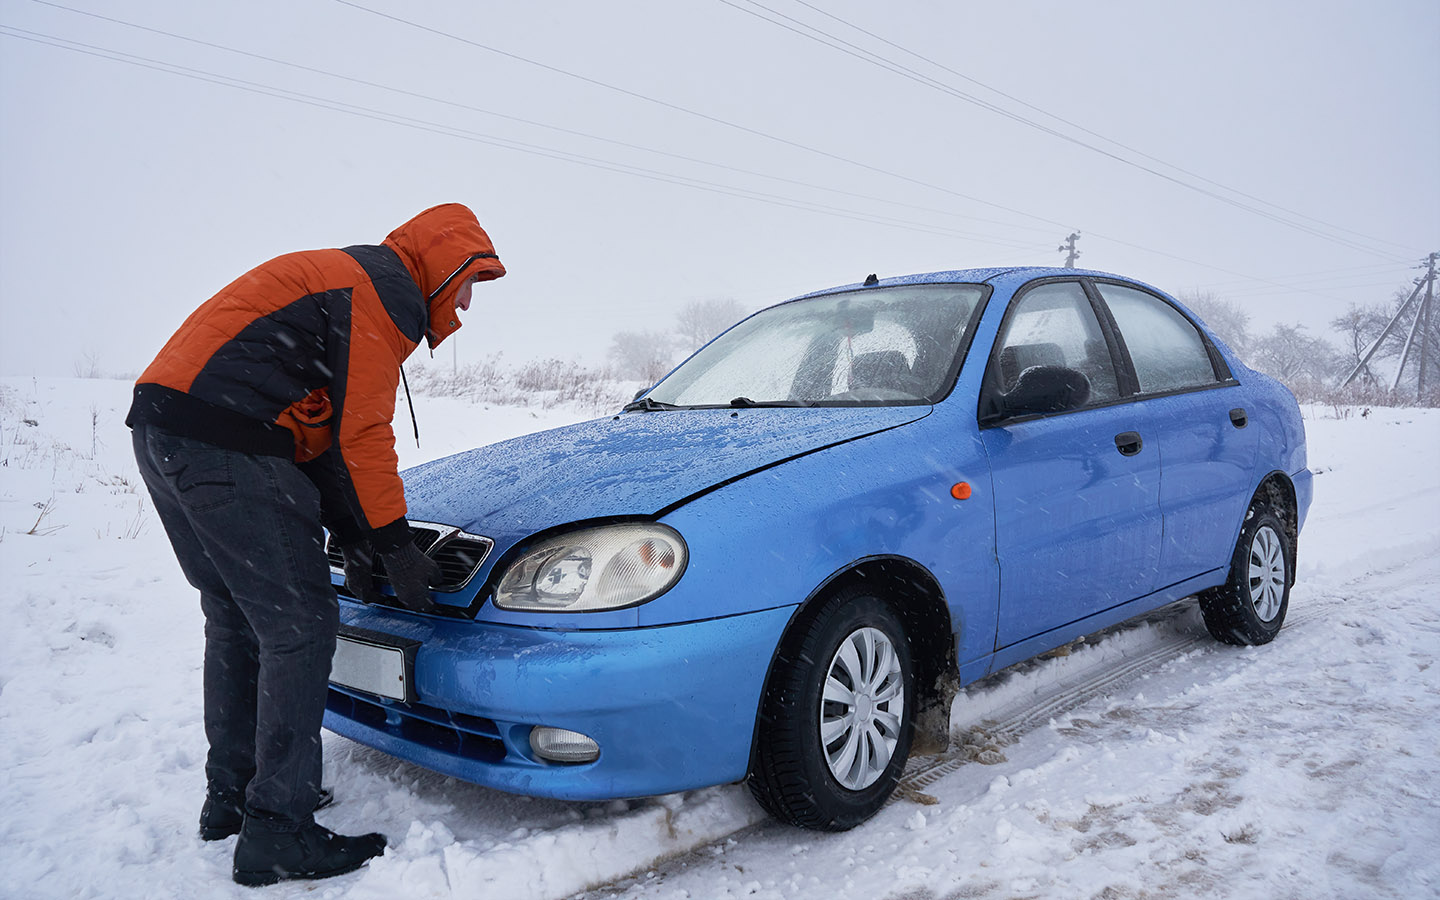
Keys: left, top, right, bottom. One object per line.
{"left": 951, "top": 482, "right": 972, "bottom": 500}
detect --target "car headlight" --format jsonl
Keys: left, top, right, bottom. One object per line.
{"left": 494, "top": 523, "right": 688, "bottom": 612}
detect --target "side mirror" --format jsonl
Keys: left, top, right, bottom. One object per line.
{"left": 999, "top": 366, "right": 1091, "bottom": 417}
{"left": 633, "top": 388, "right": 648, "bottom": 401}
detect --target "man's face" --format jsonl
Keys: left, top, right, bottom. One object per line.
{"left": 455, "top": 274, "right": 483, "bottom": 312}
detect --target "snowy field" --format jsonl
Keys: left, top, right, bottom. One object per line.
{"left": 0, "top": 375, "right": 1436, "bottom": 900}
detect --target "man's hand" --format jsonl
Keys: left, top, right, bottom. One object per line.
{"left": 381, "top": 542, "right": 443, "bottom": 613}
{"left": 340, "top": 541, "right": 383, "bottom": 605}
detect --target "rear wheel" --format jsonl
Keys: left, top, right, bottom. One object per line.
{"left": 1199, "top": 505, "right": 1291, "bottom": 645}
{"left": 748, "top": 586, "right": 915, "bottom": 830}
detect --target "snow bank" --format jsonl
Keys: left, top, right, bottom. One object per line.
{"left": 2, "top": 381, "right": 1436, "bottom": 900}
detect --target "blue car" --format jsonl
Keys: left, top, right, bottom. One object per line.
{"left": 323, "top": 267, "right": 1311, "bottom": 830}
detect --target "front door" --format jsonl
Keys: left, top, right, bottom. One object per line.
{"left": 978, "top": 280, "right": 1163, "bottom": 647}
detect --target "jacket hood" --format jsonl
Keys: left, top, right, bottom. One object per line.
{"left": 382, "top": 203, "right": 506, "bottom": 348}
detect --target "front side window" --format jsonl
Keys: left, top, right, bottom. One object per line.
{"left": 990, "top": 281, "right": 1121, "bottom": 405}
{"left": 1096, "top": 283, "right": 1219, "bottom": 393}
{"left": 644, "top": 284, "right": 986, "bottom": 407}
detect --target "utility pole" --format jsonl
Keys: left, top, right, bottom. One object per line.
{"left": 1341, "top": 252, "right": 1438, "bottom": 400}
{"left": 1058, "top": 232, "right": 1081, "bottom": 268}
{"left": 1420, "top": 252, "right": 1435, "bottom": 397}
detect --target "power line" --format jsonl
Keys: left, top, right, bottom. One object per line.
{"left": 5, "top": 8, "right": 1403, "bottom": 305}
{"left": 329, "top": 0, "right": 1079, "bottom": 234}
{"left": 1070, "top": 228, "right": 1386, "bottom": 305}
{"left": 779, "top": 0, "right": 1421, "bottom": 258}
{"left": 1214, "top": 279, "right": 1412, "bottom": 301}
{"left": 0, "top": 25, "right": 1053, "bottom": 250}
{"left": 25, "top": 0, "right": 1057, "bottom": 239}
{"left": 326, "top": 1, "right": 1393, "bottom": 298}
{"left": 727, "top": 0, "right": 1418, "bottom": 260}
{"left": 1196, "top": 261, "right": 1407, "bottom": 291}
{"left": 717, "top": 0, "right": 1415, "bottom": 261}
{"left": 1208, "top": 272, "right": 1415, "bottom": 297}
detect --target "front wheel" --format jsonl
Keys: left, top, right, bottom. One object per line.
{"left": 1199, "top": 505, "right": 1291, "bottom": 645}
{"left": 748, "top": 587, "right": 915, "bottom": 830}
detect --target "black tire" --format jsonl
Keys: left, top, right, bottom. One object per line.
{"left": 747, "top": 586, "right": 915, "bottom": 831}
{"left": 1198, "top": 505, "right": 1291, "bottom": 646}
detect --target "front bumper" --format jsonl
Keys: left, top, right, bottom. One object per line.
{"left": 323, "top": 603, "right": 794, "bottom": 800}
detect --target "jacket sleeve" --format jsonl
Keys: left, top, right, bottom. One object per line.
{"left": 330, "top": 281, "right": 421, "bottom": 553}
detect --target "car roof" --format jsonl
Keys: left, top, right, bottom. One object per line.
{"left": 793, "top": 266, "right": 1154, "bottom": 300}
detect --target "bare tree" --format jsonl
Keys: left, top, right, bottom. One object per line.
{"left": 608, "top": 330, "right": 676, "bottom": 384}
{"left": 1331, "top": 284, "right": 1440, "bottom": 397}
{"left": 1177, "top": 290, "right": 1251, "bottom": 358}
{"left": 1330, "top": 302, "right": 1392, "bottom": 388}
{"left": 1250, "top": 323, "right": 1342, "bottom": 389}
{"left": 675, "top": 298, "right": 746, "bottom": 353}
{"left": 73, "top": 348, "right": 102, "bottom": 379}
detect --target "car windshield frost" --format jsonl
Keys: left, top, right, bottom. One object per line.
{"left": 645, "top": 284, "right": 986, "bottom": 407}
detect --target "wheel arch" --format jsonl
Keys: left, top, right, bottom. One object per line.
{"left": 748, "top": 555, "right": 959, "bottom": 769}
{"left": 1249, "top": 470, "right": 1298, "bottom": 586}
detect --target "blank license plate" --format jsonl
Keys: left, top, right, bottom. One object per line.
{"left": 331, "top": 635, "right": 409, "bottom": 701}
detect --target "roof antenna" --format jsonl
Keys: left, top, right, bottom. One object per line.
{"left": 863, "top": 273, "right": 879, "bottom": 286}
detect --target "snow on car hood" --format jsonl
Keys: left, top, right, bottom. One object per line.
{"left": 401, "top": 405, "right": 930, "bottom": 544}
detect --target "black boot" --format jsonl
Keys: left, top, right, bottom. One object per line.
{"left": 232, "top": 816, "right": 386, "bottom": 887}
{"left": 199, "top": 787, "right": 335, "bottom": 841}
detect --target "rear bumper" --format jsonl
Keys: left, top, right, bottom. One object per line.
{"left": 323, "top": 603, "right": 793, "bottom": 800}
{"left": 1293, "top": 466, "right": 1314, "bottom": 533}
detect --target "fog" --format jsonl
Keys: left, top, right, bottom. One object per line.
{"left": 2, "top": 0, "right": 1436, "bottom": 377}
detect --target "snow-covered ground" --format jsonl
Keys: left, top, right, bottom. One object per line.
{"left": 1, "top": 376, "right": 1435, "bottom": 900}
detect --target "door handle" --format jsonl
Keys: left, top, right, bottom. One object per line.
{"left": 1229, "top": 407, "right": 1248, "bottom": 428}
{"left": 1114, "top": 431, "right": 1143, "bottom": 456}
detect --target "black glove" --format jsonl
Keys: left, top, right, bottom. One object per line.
{"left": 380, "top": 541, "right": 443, "bottom": 613}
{"left": 340, "top": 541, "right": 383, "bottom": 605}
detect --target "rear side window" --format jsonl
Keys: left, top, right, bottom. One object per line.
{"left": 1096, "top": 283, "right": 1218, "bottom": 393}
{"left": 993, "top": 281, "right": 1121, "bottom": 403}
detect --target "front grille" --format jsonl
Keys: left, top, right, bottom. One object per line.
{"left": 327, "top": 521, "right": 493, "bottom": 593}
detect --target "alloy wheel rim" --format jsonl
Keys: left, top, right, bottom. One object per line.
{"left": 1248, "top": 525, "right": 1286, "bottom": 622}
{"left": 819, "top": 626, "right": 905, "bottom": 791}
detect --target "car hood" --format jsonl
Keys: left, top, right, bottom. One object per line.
{"left": 401, "top": 405, "right": 931, "bottom": 543}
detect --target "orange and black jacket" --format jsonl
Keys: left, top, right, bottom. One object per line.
{"left": 127, "top": 203, "right": 506, "bottom": 552}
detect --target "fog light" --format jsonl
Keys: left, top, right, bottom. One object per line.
{"left": 529, "top": 726, "right": 600, "bottom": 763}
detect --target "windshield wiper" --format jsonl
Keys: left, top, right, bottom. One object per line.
{"left": 622, "top": 396, "right": 680, "bottom": 413}
{"left": 729, "top": 397, "right": 814, "bottom": 408}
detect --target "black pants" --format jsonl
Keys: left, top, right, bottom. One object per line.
{"left": 133, "top": 425, "right": 337, "bottom": 828}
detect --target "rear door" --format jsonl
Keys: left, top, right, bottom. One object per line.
{"left": 979, "top": 280, "right": 1163, "bottom": 647}
{"left": 1090, "top": 281, "right": 1259, "bottom": 586}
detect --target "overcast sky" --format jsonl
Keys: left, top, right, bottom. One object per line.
{"left": 2, "top": 0, "right": 1437, "bottom": 378}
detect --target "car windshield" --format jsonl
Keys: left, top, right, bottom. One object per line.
{"left": 644, "top": 284, "right": 986, "bottom": 408}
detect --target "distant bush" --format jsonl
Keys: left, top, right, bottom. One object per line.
{"left": 404, "top": 355, "right": 642, "bottom": 415}
{"left": 1307, "top": 380, "right": 1440, "bottom": 410}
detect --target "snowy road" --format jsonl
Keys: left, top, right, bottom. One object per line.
{"left": 1, "top": 378, "right": 1436, "bottom": 900}
{"left": 579, "top": 562, "right": 1439, "bottom": 900}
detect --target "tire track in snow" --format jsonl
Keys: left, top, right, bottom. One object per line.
{"left": 896, "top": 595, "right": 1340, "bottom": 800}
{"left": 575, "top": 592, "right": 1350, "bottom": 898}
